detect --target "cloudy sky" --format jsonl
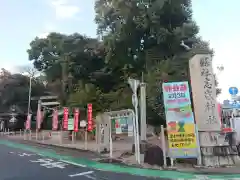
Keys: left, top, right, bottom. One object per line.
{"left": 0, "top": 0, "right": 239, "bottom": 102}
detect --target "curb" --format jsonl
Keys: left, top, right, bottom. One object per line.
{"left": 2, "top": 139, "right": 240, "bottom": 179}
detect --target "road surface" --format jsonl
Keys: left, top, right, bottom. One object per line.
{"left": 0, "top": 144, "right": 169, "bottom": 180}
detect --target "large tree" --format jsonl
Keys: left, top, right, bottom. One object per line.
{"left": 95, "top": 0, "right": 214, "bottom": 125}
{"left": 26, "top": 0, "right": 219, "bottom": 126}
{"left": 27, "top": 32, "right": 124, "bottom": 111}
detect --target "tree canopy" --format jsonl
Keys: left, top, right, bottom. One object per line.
{"left": 0, "top": 68, "right": 46, "bottom": 113}
{"left": 2, "top": 0, "right": 219, "bottom": 125}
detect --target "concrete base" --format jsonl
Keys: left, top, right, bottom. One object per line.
{"left": 201, "top": 146, "right": 240, "bottom": 166}
{"left": 199, "top": 131, "right": 240, "bottom": 167}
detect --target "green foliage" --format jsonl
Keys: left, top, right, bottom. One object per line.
{"left": 0, "top": 69, "right": 46, "bottom": 112}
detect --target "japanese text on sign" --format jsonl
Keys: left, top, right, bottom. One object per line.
{"left": 163, "top": 83, "right": 190, "bottom": 104}
{"left": 74, "top": 108, "right": 79, "bottom": 132}
{"left": 168, "top": 133, "right": 196, "bottom": 148}
{"left": 63, "top": 107, "right": 69, "bottom": 130}
{"left": 200, "top": 57, "right": 217, "bottom": 125}
{"left": 87, "top": 104, "right": 93, "bottom": 131}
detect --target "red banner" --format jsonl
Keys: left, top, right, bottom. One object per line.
{"left": 36, "top": 108, "right": 42, "bottom": 130}
{"left": 74, "top": 108, "right": 79, "bottom": 132}
{"left": 25, "top": 114, "right": 31, "bottom": 130}
{"left": 87, "top": 104, "right": 93, "bottom": 131}
{"left": 63, "top": 107, "right": 69, "bottom": 130}
{"left": 52, "top": 109, "right": 58, "bottom": 130}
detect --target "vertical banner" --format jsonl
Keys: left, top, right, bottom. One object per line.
{"left": 63, "top": 107, "right": 69, "bottom": 130}
{"left": 25, "top": 114, "right": 32, "bottom": 130}
{"left": 74, "top": 108, "right": 79, "bottom": 132}
{"left": 162, "top": 81, "right": 198, "bottom": 158}
{"left": 52, "top": 109, "right": 58, "bottom": 130}
{"left": 87, "top": 104, "right": 93, "bottom": 131}
{"left": 36, "top": 108, "right": 42, "bottom": 130}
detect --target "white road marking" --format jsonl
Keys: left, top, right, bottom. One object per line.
{"left": 30, "top": 158, "right": 68, "bottom": 169}
{"left": 18, "top": 153, "right": 34, "bottom": 157}
{"left": 69, "top": 171, "right": 94, "bottom": 177}
{"left": 60, "top": 160, "right": 86, "bottom": 167}
{"left": 9, "top": 152, "right": 14, "bottom": 154}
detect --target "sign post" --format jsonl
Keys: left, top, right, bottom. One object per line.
{"left": 229, "top": 87, "right": 239, "bottom": 130}
{"left": 128, "top": 78, "right": 140, "bottom": 164}
{"left": 229, "top": 87, "right": 238, "bottom": 101}
{"left": 103, "top": 109, "right": 136, "bottom": 161}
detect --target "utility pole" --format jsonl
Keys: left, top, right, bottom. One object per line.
{"left": 61, "top": 55, "right": 69, "bottom": 106}
{"left": 140, "top": 81, "right": 147, "bottom": 141}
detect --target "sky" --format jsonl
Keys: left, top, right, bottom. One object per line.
{"left": 0, "top": 0, "right": 239, "bottom": 102}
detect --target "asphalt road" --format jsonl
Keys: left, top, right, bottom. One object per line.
{"left": 0, "top": 144, "right": 170, "bottom": 180}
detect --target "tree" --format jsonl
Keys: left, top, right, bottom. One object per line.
{"left": 94, "top": 0, "right": 214, "bottom": 125}
{"left": 28, "top": 33, "right": 101, "bottom": 104}
{"left": 0, "top": 69, "right": 46, "bottom": 112}
{"left": 26, "top": 0, "right": 219, "bottom": 126}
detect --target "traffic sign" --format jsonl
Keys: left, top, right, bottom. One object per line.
{"left": 229, "top": 87, "right": 238, "bottom": 95}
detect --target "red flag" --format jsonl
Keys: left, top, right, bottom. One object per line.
{"left": 87, "top": 104, "right": 93, "bottom": 131}
{"left": 25, "top": 114, "right": 32, "bottom": 130}
{"left": 36, "top": 108, "right": 42, "bottom": 130}
{"left": 74, "top": 108, "right": 79, "bottom": 132}
{"left": 63, "top": 107, "right": 69, "bottom": 130}
{"left": 52, "top": 109, "right": 58, "bottom": 130}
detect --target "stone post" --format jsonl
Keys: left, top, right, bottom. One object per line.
{"left": 189, "top": 54, "right": 239, "bottom": 166}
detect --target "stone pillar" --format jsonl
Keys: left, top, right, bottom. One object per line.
{"left": 189, "top": 54, "right": 239, "bottom": 166}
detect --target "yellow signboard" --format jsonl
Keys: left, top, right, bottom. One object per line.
{"left": 168, "top": 132, "right": 197, "bottom": 148}
{"left": 167, "top": 123, "right": 197, "bottom": 149}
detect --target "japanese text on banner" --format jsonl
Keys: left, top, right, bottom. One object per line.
{"left": 74, "top": 108, "right": 79, "bottom": 132}
{"left": 63, "top": 107, "right": 69, "bottom": 130}
{"left": 162, "top": 81, "right": 198, "bottom": 158}
{"left": 87, "top": 104, "right": 93, "bottom": 131}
